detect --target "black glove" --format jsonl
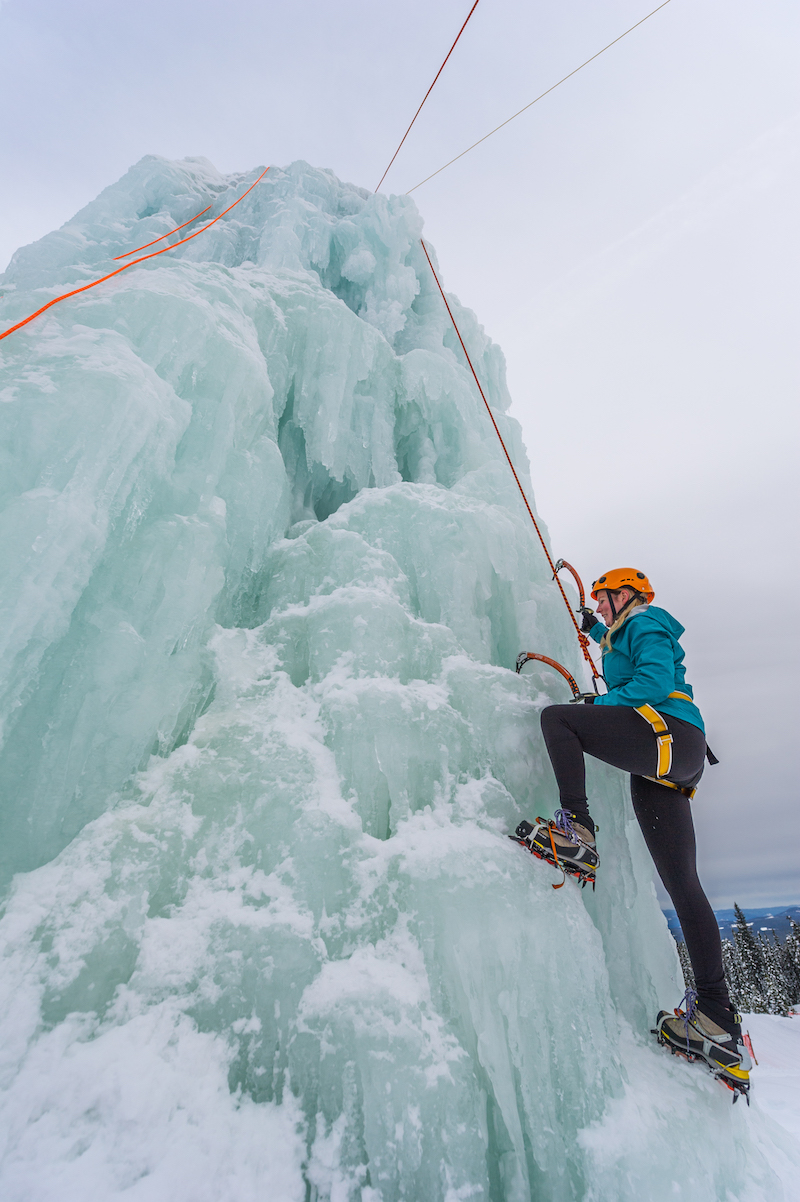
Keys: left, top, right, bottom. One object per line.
{"left": 569, "top": 692, "right": 597, "bottom": 704}
{"left": 579, "top": 606, "right": 599, "bottom": 633}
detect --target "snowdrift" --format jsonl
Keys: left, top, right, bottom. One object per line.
{"left": 0, "top": 158, "right": 795, "bottom": 1200}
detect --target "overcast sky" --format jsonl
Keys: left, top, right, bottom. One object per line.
{"left": 1, "top": 0, "right": 798, "bottom": 907}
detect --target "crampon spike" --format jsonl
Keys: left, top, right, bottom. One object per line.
{"left": 508, "top": 819, "right": 597, "bottom": 890}
{"left": 652, "top": 1027, "right": 751, "bottom": 1105}
{"left": 718, "top": 1075, "right": 750, "bottom": 1106}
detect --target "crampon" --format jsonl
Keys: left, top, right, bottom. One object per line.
{"left": 651, "top": 1005, "right": 753, "bottom": 1105}
{"left": 509, "top": 818, "right": 597, "bottom": 890}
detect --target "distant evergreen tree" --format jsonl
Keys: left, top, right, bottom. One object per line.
{"left": 720, "top": 938, "right": 745, "bottom": 1012}
{"left": 673, "top": 908, "right": 800, "bottom": 1016}
{"left": 788, "top": 918, "right": 800, "bottom": 955}
{"left": 779, "top": 920, "right": 800, "bottom": 1005}
{"left": 786, "top": 920, "right": 800, "bottom": 995}
{"left": 759, "top": 931, "right": 793, "bottom": 1014}
{"left": 778, "top": 931, "right": 799, "bottom": 1006}
{"left": 732, "top": 902, "right": 768, "bottom": 1013}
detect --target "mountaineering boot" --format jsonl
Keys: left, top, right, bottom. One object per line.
{"left": 529, "top": 810, "right": 599, "bottom": 872}
{"left": 654, "top": 990, "right": 752, "bottom": 1102}
{"left": 511, "top": 809, "right": 599, "bottom": 886}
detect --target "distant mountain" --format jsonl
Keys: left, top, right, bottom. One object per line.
{"left": 664, "top": 905, "right": 800, "bottom": 942}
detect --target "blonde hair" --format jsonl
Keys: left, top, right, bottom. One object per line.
{"left": 599, "top": 591, "right": 647, "bottom": 653}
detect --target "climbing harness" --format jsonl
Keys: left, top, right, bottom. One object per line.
{"left": 0, "top": 168, "right": 270, "bottom": 343}
{"left": 636, "top": 694, "right": 719, "bottom": 797}
{"left": 375, "top": 0, "right": 482, "bottom": 193}
{"left": 420, "top": 239, "right": 602, "bottom": 691}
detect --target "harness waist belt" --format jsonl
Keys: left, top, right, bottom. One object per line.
{"left": 641, "top": 775, "right": 697, "bottom": 800}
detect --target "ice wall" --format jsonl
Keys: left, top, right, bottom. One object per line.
{"left": 0, "top": 159, "right": 794, "bottom": 1200}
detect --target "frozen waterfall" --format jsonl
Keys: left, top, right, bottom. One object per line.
{"left": 0, "top": 158, "right": 795, "bottom": 1200}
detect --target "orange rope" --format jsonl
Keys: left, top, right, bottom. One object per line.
{"left": 375, "top": 0, "right": 481, "bottom": 193}
{"left": 114, "top": 204, "right": 213, "bottom": 259}
{"left": 420, "top": 238, "right": 601, "bottom": 682}
{"left": 0, "top": 167, "right": 270, "bottom": 344}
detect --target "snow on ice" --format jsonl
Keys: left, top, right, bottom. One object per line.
{"left": 0, "top": 157, "right": 797, "bottom": 1200}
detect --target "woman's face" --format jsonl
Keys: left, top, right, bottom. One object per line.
{"left": 595, "top": 588, "right": 634, "bottom": 625}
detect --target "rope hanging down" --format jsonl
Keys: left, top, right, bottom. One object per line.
{"left": 407, "top": 0, "right": 672, "bottom": 194}
{"left": 0, "top": 168, "right": 270, "bottom": 344}
{"left": 420, "top": 238, "right": 601, "bottom": 683}
{"left": 375, "top": 0, "right": 481, "bottom": 193}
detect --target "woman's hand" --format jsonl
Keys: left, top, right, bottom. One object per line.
{"left": 579, "top": 607, "right": 599, "bottom": 633}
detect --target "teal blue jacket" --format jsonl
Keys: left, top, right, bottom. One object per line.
{"left": 588, "top": 605, "right": 705, "bottom": 733}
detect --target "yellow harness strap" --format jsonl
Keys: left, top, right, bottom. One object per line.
{"left": 635, "top": 703, "right": 673, "bottom": 777}
{"left": 635, "top": 691, "right": 698, "bottom": 798}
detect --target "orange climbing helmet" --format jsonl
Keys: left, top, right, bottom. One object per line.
{"left": 591, "top": 568, "right": 654, "bottom": 603}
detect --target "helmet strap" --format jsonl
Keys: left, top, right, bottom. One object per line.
{"left": 600, "top": 590, "right": 646, "bottom": 653}
{"left": 608, "top": 589, "right": 641, "bottom": 622}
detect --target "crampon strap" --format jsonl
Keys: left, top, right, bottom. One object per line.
{"left": 510, "top": 818, "right": 596, "bottom": 891}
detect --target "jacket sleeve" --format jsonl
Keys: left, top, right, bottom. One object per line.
{"left": 593, "top": 622, "right": 676, "bottom": 708}
{"left": 588, "top": 623, "right": 607, "bottom": 644}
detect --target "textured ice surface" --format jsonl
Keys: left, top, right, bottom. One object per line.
{"left": 0, "top": 158, "right": 796, "bottom": 1200}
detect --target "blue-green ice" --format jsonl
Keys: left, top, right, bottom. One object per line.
{"left": 0, "top": 159, "right": 795, "bottom": 1200}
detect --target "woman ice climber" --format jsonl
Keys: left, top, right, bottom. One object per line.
{"left": 516, "top": 568, "right": 751, "bottom": 1097}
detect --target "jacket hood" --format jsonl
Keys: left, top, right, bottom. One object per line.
{"left": 633, "top": 605, "right": 685, "bottom": 640}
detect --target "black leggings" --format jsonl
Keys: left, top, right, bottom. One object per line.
{"left": 540, "top": 704, "right": 734, "bottom": 1031}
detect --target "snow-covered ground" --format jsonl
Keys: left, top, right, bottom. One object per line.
{"left": 744, "top": 1013, "right": 800, "bottom": 1141}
